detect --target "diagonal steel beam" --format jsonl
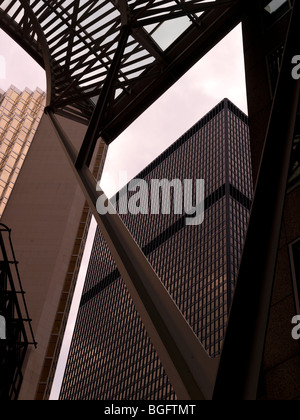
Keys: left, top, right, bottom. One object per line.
{"left": 117, "top": 0, "right": 129, "bottom": 26}
{"left": 132, "top": 0, "right": 234, "bottom": 27}
{"left": 102, "top": 0, "right": 245, "bottom": 143}
{"left": 65, "top": 0, "right": 80, "bottom": 69}
{"left": 213, "top": 0, "right": 300, "bottom": 401}
{"left": 74, "top": 27, "right": 130, "bottom": 170}
{"left": 46, "top": 110, "right": 219, "bottom": 401}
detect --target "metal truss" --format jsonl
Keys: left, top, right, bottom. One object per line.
{"left": 0, "top": 0, "right": 244, "bottom": 142}
{"left": 0, "top": 0, "right": 299, "bottom": 400}
{"left": 0, "top": 224, "right": 37, "bottom": 400}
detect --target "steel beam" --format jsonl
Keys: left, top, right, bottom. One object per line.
{"left": 213, "top": 0, "right": 300, "bottom": 400}
{"left": 75, "top": 27, "right": 131, "bottom": 170}
{"left": 46, "top": 110, "right": 219, "bottom": 401}
{"left": 102, "top": 0, "right": 247, "bottom": 143}
{"left": 0, "top": 10, "right": 42, "bottom": 67}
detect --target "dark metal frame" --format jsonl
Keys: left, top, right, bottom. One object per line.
{"left": 214, "top": 0, "right": 300, "bottom": 399}
{"left": 0, "top": 224, "right": 37, "bottom": 400}
{"left": 0, "top": 0, "right": 299, "bottom": 400}
{"left": 47, "top": 109, "right": 218, "bottom": 400}
{"left": 0, "top": 0, "right": 244, "bottom": 138}
{"left": 289, "top": 238, "right": 300, "bottom": 317}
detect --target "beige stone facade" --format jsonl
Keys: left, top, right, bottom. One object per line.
{"left": 0, "top": 86, "right": 45, "bottom": 217}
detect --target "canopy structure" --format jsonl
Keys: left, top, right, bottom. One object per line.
{"left": 0, "top": 0, "right": 299, "bottom": 400}
{"left": 0, "top": 0, "right": 245, "bottom": 144}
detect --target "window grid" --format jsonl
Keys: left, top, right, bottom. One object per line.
{"left": 0, "top": 86, "right": 46, "bottom": 217}
{"left": 60, "top": 99, "right": 253, "bottom": 400}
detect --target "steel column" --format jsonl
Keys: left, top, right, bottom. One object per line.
{"left": 47, "top": 110, "right": 219, "bottom": 400}
{"left": 213, "top": 0, "right": 300, "bottom": 400}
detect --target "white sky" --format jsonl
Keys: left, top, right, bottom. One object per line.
{"left": 0, "top": 30, "right": 46, "bottom": 92}
{"left": 0, "top": 25, "right": 247, "bottom": 198}
{"left": 0, "top": 22, "right": 247, "bottom": 400}
{"left": 101, "top": 24, "right": 248, "bottom": 197}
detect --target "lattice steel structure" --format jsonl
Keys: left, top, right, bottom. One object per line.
{"left": 0, "top": 1, "right": 247, "bottom": 145}
{"left": 0, "top": 0, "right": 300, "bottom": 400}
{"left": 0, "top": 224, "right": 36, "bottom": 400}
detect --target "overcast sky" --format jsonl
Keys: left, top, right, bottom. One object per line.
{"left": 0, "top": 25, "right": 247, "bottom": 197}
{"left": 101, "top": 25, "right": 248, "bottom": 196}
{"left": 0, "top": 30, "right": 46, "bottom": 92}
{"left": 0, "top": 23, "right": 247, "bottom": 399}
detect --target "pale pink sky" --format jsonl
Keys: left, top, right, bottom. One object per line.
{"left": 101, "top": 24, "right": 248, "bottom": 196}
{"left": 0, "top": 30, "right": 46, "bottom": 92}
{"left": 0, "top": 23, "right": 247, "bottom": 399}
{"left": 0, "top": 25, "right": 247, "bottom": 196}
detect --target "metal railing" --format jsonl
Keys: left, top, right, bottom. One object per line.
{"left": 0, "top": 223, "right": 37, "bottom": 400}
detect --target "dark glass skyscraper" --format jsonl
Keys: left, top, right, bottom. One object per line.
{"left": 60, "top": 99, "right": 253, "bottom": 400}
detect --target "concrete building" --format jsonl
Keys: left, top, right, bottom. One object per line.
{"left": 35, "top": 139, "right": 107, "bottom": 401}
{"left": 1, "top": 108, "right": 107, "bottom": 399}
